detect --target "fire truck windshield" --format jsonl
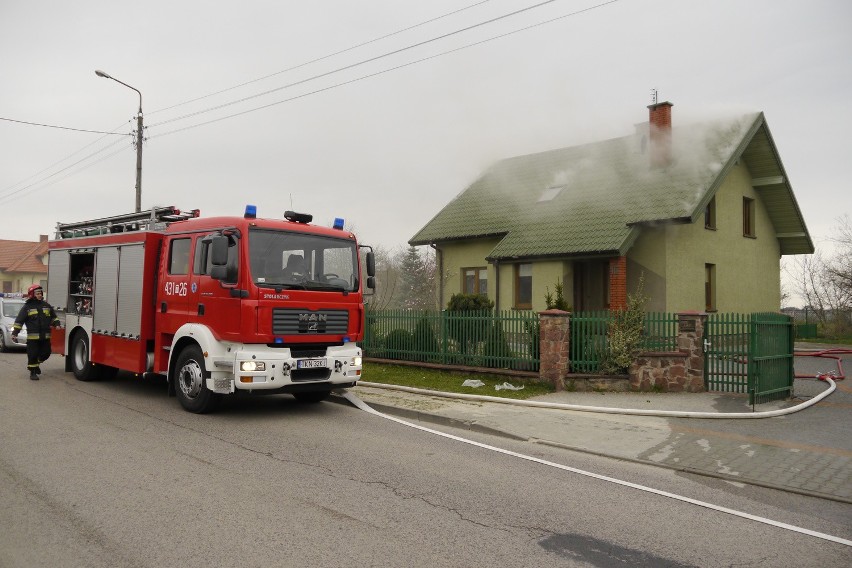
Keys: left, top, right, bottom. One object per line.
{"left": 248, "top": 228, "right": 359, "bottom": 292}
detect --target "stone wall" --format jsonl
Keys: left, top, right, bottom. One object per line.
{"left": 629, "top": 312, "right": 706, "bottom": 392}
{"left": 538, "top": 310, "right": 708, "bottom": 393}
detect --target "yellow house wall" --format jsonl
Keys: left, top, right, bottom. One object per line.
{"left": 0, "top": 270, "right": 46, "bottom": 294}
{"left": 626, "top": 228, "right": 667, "bottom": 311}
{"left": 663, "top": 162, "right": 781, "bottom": 312}
{"left": 436, "top": 165, "right": 782, "bottom": 314}
{"left": 437, "top": 239, "right": 501, "bottom": 307}
{"left": 496, "top": 260, "right": 567, "bottom": 312}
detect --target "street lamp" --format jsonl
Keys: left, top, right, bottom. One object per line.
{"left": 95, "top": 69, "right": 143, "bottom": 212}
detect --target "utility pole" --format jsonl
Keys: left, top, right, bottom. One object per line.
{"left": 95, "top": 70, "right": 144, "bottom": 212}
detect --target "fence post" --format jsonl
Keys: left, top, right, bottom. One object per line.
{"left": 539, "top": 309, "right": 571, "bottom": 390}
{"left": 677, "top": 311, "right": 708, "bottom": 392}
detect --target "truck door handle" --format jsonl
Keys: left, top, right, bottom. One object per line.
{"left": 161, "top": 302, "right": 167, "bottom": 313}
{"left": 198, "top": 304, "right": 205, "bottom": 316}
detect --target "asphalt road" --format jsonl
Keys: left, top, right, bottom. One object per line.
{"left": 1, "top": 351, "right": 849, "bottom": 567}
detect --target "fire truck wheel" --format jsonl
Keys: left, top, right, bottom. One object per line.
{"left": 174, "top": 345, "right": 221, "bottom": 414}
{"left": 292, "top": 390, "right": 332, "bottom": 403}
{"left": 0, "top": 333, "right": 8, "bottom": 352}
{"left": 70, "top": 332, "right": 100, "bottom": 382}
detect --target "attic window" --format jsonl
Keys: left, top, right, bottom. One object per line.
{"left": 537, "top": 185, "right": 564, "bottom": 203}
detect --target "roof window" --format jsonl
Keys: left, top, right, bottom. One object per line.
{"left": 537, "top": 185, "right": 564, "bottom": 203}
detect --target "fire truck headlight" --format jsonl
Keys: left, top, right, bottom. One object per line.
{"left": 240, "top": 361, "right": 266, "bottom": 372}
{"left": 353, "top": 356, "right": 362, "bottom": 367}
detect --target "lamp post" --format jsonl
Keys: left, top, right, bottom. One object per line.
{"left": 95, "top": 69, "right": 143, "bottom": 212}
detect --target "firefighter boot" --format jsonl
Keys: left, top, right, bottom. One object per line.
{"left": 35, "top": 366, "right": 42, "bottom": 375}
{"left": 30, "top": 370, "right": 39, "bottom": 380}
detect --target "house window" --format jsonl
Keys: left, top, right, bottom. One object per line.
{"left": 705, "top": 196, "right": 716, "bottom": 230}
{"left": 705, "top": 263, "right": 716, "bottom": 311}
{"left": 514, "top": 263, "right": 532, "bottom": 309}
{"left": 1, "top": 281, "right": 11, "bottom": 293}
{"left": 462, "top": 267, "right": 488, "bottom": 295}
{"left": 743, "top": 197, "right": 755, "bottom": 237}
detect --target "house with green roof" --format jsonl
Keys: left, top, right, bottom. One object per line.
{"left": 409, "top": 102, "right": 813, "bottom": 313}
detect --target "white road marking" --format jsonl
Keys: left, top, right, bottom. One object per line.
{"left": 342, "top": 391, "right": 852, "bottom": 548}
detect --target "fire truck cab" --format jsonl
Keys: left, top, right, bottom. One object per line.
{"left": 47, "top": 205, "right": 375, "bottom": 413}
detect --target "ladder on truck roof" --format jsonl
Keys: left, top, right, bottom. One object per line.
{"left": 55, "top": 206, "right": 200, "bottom": 239}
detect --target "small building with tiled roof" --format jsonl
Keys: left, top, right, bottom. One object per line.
{"left": 410, "top": 102, "right": 813, "bottom": 313}
{"left": 0, "top": 235, "right": 49, "bottom": 294}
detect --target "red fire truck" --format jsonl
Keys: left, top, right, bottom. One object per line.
{"left": 46, "top": 205, "right": 375, "bottom": 413}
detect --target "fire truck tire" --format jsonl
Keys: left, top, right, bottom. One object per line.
{"left": 292, "top": 390, "right": 332, "bottom": 403}
{"left": 70, "top": 332, "right": 100, "bottom": 382}
{"left": 0, "top": 333, "right": 8, "bottom": 352}
{"left": 174, "top": 345, "right": 221, "bottom": 414}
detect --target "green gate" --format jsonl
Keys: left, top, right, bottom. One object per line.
{"left": 749, "top": 312, "right": 795, "bottom": 404}
{"left": 705, "top": 313, "right": 794, "bottom": 404}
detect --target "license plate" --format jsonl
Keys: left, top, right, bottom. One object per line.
{"left": 297, "top": 358, "right": 326, "bottom": 369}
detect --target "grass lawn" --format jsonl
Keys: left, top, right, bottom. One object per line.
{"left": 362, "top": 362, "right": 555, "bottom": 400}
{"left": 796, "top": 337, "right": 852, "bottom": 347}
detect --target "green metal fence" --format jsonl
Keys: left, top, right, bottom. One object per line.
{"left": 570, "top": 311, "right": 611, "bottom": 373}
{"left": 704, "top": 313, "right": 750, "bottom": 393}
{"left": 569, "top": 311, "right": 679, "bottom": 373}
{"left": 364, "top": 309, "right": 539, "bottom": 371}
{"left": 705, "top": 313, "right": 794, "bottom": 403}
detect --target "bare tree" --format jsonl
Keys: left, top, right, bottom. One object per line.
{"left": 786, "top": 215, "right": 852, "bottom": 336}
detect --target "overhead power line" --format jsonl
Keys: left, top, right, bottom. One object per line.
{"left": 2, "top": 3, "right": 497, "bottom": 203}
{"left": 149, "top": 0, "right": 568, "bottom": 128}
{"left": 0, "top": 136, "right": 130, "bottom": 205}
{"left": 0, "top": 119, "right": 133, "bottom": 197}
{"left": 0, "top": 116, "right": 132, "bottom": 136}
{"left": 150, "top": 0, "right": 622, "bottom": 138}
{"left": 149, "top": 0, "right": 494, "bottom": 116}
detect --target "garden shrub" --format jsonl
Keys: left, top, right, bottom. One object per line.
{"left": 600, "top": 275, "right": 648, "bottom": 374}
{"left": 384, "top": 328, "right": 414, "bottom": 359}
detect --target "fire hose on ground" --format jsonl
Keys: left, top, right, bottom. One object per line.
{"left": 794, "top": 348, "right": 849, "bottom": 381}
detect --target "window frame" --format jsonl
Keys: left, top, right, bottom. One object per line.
{"left": 462, "top": 266, "right": 488, "bottom": 296}
{"left": 514, "top": 263, "right": 532, "bottom": 309}
{"left": 705, "top": 263, "right": 716, "bottom": 312}
{"left": 705, "top": 196, "right": 717, "bottom": 230}
{"left": 742, "top": 197, "right": 755, "bottom": 238}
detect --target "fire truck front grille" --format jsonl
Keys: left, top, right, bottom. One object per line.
{"left": 273, "top": 309, "right": 349, "bottom": 335}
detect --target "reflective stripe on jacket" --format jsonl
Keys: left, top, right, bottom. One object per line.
{"left": 13, "top": 299, "right": 59, "bottom": 340}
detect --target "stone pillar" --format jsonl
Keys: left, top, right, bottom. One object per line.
{"left": 539, "top": 309, "right": 570, "bottom": 391}
{"left": 677, "top": 311, "right": 708, "bottom": 392}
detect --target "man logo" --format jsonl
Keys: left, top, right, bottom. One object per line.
{"left": 298, "top": 312, "right": 327, "bottom": 333}
{"left": 298, "top": 313, "right": 328, "bottom": 322}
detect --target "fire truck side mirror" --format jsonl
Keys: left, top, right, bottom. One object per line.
{"left": 366, "top": 252, "right": 376, "bottom": 277}
{"left": 367, "top": 276, "right": 376, "bottom": 290}
{"left": 208, "top": 236, "right": 230, "bottom": 281}
{"left": 210, "top": 236, "right": 229, "bottom": 266}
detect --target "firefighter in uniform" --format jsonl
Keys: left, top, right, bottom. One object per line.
{"left": 11, "top": 284, "right": 60, "bottom": 380}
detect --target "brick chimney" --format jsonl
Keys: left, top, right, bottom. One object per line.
{"left": 647, "top": 101, "right": 673, "bottom": 167}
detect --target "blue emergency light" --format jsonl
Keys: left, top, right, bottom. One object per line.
{"left": 333, "top": 217, "right": 344, "bottom": 230}
{"left": 244, "top": 205, "right": 257, "bottom": 219}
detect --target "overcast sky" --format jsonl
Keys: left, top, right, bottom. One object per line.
{"left": 1, "top": 0, "right": 849, "bottom": 293}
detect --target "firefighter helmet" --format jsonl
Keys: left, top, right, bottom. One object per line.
{"left": 27, "top": 284, "right": 43, "bottom": 299}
